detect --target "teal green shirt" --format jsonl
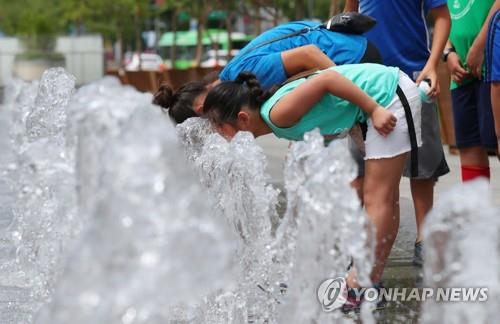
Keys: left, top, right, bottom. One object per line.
{"left": 260, "top": 64, "right": 400, "bottom": 141}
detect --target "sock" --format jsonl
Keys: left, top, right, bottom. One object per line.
{"left": 461, "top": 165, "right": 490, "bottom": 182}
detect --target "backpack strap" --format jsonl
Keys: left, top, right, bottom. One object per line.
{"left": 396, "top": 85, "right": 419, "bottom": 177}
{"left": 281, "top": 68, "right": 321, "bottom": 85}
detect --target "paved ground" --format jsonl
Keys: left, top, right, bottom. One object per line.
{"left": 256, "top": 134, "right": 500, "bottom": 205}
{"left": 256, "top": 134, "right": 500, "bottom": 323}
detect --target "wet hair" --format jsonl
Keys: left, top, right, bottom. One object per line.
{"left": 202, "top": 71, "right": 277, "bottom": 125}
{"left": 153, "top": 81, "right": 207, "bottom": 124}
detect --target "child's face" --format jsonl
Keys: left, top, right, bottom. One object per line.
{"left": 216, "top": 122, "right": 240, "bottom": 140}
{"left": 214, "top": 107, "right": 254, "bottom": 140}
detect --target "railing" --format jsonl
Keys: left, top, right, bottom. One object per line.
{"left": 105, "top": 67, "right": 220, "bottom": 93}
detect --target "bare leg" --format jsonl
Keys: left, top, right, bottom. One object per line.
{"left": 410, "top": 178, "right": 435, "bottom": 243}
{"left": 459, "top": 146, "right": 490, "bottom": 182}
{"left": 413, "top": 145, "right": 490, "bottom": 242}
{"left": 347, "top": 153, "right": 407, "bottom": 287}
{"left": 351, "top": 176, "right": 364, "bottom": 205}
{"left": 459, "top": 146, "right": 490, "bottom": 168}
{"left": 394, "top": 186, "right": 400, "bottom": 239}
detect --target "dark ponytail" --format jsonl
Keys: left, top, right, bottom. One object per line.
{"left": 153, "top": 83, "right": 175, "bottom": 112}
{"left": 203, "top": 71, "right": 278, "bottom": 125}
{"left": 153, "top": 81, "right": 207, "bottom": 124}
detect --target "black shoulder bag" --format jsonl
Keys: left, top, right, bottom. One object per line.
{"left": 246, "top": 13, "right": 377, "bottom": 52}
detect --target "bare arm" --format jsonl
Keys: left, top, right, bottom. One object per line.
{"left": 344, "top": 0, "right": 359, "bottom": 12}
{"left": 416, "top": 5, "right": 451, "bottom": 97}
{"left": 466, "top": 0, "right": 500, "bottom": 79}
{"left": 281, "top": 45, "right": 335, "bottom": 77}
{"left": 269, "top": 70, "right": 397, "bottom": 136}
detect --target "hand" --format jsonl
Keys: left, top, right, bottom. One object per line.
{"left": 446, "top": 52, "right": 469, "bottom": 84}
{"left": 371, "top": 106, "right": 397, "bottom": 137}
{"left": 416, "top": 64, "right": 440, "bottom": 98}
{"left": 466, "top": 40, "right": 485, "bottom": 79}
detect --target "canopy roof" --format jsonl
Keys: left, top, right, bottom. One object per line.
{"left": 158, "top": 29, "right": 251, "bottom": 47}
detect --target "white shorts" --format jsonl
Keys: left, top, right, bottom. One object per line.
{"left": 364, "top": 71, "right": 422, "bottom": 160}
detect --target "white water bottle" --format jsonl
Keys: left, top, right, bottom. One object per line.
{"left": 418, "top": 79, "right": 434, "bottom": 103}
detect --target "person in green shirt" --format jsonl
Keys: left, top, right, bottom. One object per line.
{"left": 445, "top": 0, "right": 499, "bottom": 181}
{"left": 202, "top": 64, "right": 422, "bottom": 309}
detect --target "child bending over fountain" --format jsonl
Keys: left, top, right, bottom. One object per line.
{"left": 152, "top": 72, "right": 219, "bottom": 124}
{"left": 153, "top": 21, "right": 381, "bottom": 125}
{"left": 154, "top": 21, "right": 383, "bottom": 201}
{"left": 202, "top": 63, "right": 422, "bottom": 313}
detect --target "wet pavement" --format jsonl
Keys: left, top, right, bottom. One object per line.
{"left": 257, "top": 134, "right": 500, "bottom": 323}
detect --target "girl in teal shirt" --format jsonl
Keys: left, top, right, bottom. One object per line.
{"left": 202, "top": 63, "right": 422, "bottom": 305}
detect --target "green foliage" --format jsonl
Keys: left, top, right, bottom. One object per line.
{"left": 61, "top": 0, "right": 150, "bottom": 41}
{"left": 15, "top": 51, "right": 65, "bottom": 61}
{"left": 0, "top": 0, "right": 66, "bottom": 37}
{"left": 0, "top": 0, "right": 71, "bottom": 51}
{"left": 0, "top": 0, "right": 347, "bottom": 52}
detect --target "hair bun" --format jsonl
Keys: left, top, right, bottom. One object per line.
{"left": 235, "top": 71, "right": 256, "bottom": 85}
{"left": 236, "top": 71, "right": 263, "bottom": 99}
{"left": 153, "top": 83, "right": 175, "bottom": 109}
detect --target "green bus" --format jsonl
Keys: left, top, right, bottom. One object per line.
{"left": 158, "top": 29, "right": 252, "bottom": 69}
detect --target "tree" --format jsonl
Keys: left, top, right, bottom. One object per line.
{"left": 329, "top": 0, "right": 346, "bottom": 16}
{"left": 0, "top": 0, "right": 68, "bottom": 51}
{"left": 61, "top": 0, "right": 151, "bottom": 65}
{"left": 190, "top": 0, "right": 213, "bottom": 67}
{"left": 156, "top": 0, "right": 191, "bottom": 67}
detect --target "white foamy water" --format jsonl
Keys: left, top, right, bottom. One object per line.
{"left": 1, "top": 70, "right": 237, "bottom": 324}
{"left": 275, "top": 130, "right": 374, "bottom": 324}
{"left": 0, "top": 69, "right": 77, "bottom": 324}
{"left": 5, "top": 66, "right": 494, "bottom": 324}
{"left": 177, "top": 118, "right": 280, "bottom": 323}
{"left": 177, "top": 121, "right": 375, "bottom": 323}
{"left": 37, "top": 107, "right": 237, "bottom": 324}
{"left": 421, "top": 179, "right": 500, "bottom": 324}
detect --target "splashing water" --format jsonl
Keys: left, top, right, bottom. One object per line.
{"left": 176, "top": 117, "right": 214, "bottom": 166}
{"left": 67, "top": 76, "right": 147, "bottom": 223}
{"left": 0, "top": 67, "right": 390, "bottom": 324}
{"left": 177, "top": 121, "right": 376, "bottom": 323}
{"left": 275, "top": 130, "right": 375, "bottom": 324}
{"left": 0, "top": 98, "right": 16, "bottom": 237}
{"left": 1, "top": 70, "right": 237, "bottom": 324}
{"left": 0, "top": 94, "right": 19, "bottom": 322}
{"left": 25, "top": 68, "right": 75, "bottom": 141}
{"left": 177, "top": 118, "right": 280, "bottom": 323}
{"left": 0, "top": 68, "right": 78, "bottom": 324}
{"left": 37, "top": 106, "right": 237, "bottom": 324}
{"left": 421, "top": 179, "right": 500, "bottom": 324}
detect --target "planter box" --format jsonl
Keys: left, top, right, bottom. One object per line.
{"left": 13, "top": 57, "right": 66, "bottom": 82}
{"left": 106, "top": 67, "right": 220, "bottom": 93}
